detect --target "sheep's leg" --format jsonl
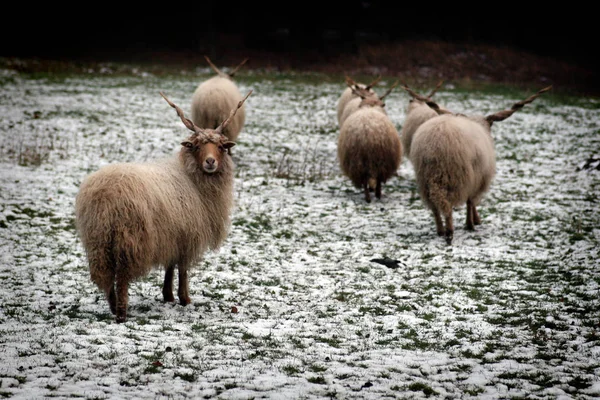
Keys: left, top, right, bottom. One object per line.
{"left": 466, "top": 199, "right": 475, "bottom": 231}
{"left": 375, "top": 180, "right": 382, "bottom": 199}
{"left": 444, "top": 212, "right": 454, "bottom": 245}
{"left": 114, "top": 272, "right": 129, "bottom": 323}
{"left": 107, "top": 283, "right": 117, "bottom": 315}
{"left": 363, "top": 183, "right": 371, "bottom": 203}
{"left": 430, "top": 205, "right": 444, "bottom": 236}
{"left": 178, "top": 267, "right": 191, "bottom": 306}
{"left": 162, "top": 264, "right": 176, "bottom": 303}
{"left": 473, "top": 205, "right": 481, "bottom": 225}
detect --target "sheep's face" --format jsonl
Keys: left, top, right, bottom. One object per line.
{"left": 181, "top": 132, "right": 235, "bottom": 174}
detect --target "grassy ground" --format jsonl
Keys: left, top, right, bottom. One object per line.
{"left": 0, "top": 57, "right": 598, "bottom": 399}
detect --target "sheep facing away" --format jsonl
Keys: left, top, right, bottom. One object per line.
{"left": 337, "top": 85, "right": 402, "bottom": 203}
{"left": 411, "top": 86, "right": 551, "bottom": 244}
{"left": 75, "top": 90, "right": 252, "bottom": 323}
{"left": 339, "top": 79, "right": 399, "bottom": 129}
{"left": 191, "top": 56, "right": 249, "bottom": 142}
{"left": 399, "top": 81, "right": 449, "bottom": 160}
{"left": 336, "top": 75, "right": 381, "bottom": 125}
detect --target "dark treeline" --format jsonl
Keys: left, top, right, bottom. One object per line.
{"left": 4, "top": 3, "right": 594, "bottom": 69}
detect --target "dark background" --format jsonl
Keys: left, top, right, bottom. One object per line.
{"left": 3, "top": 4, "right": 597, "bottom": 93}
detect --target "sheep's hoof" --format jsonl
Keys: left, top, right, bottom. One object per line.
{"left": 445, "top": 234, "right": 453, "bottom": 245}
{"left": 115, "top": 314, "right": 127, "bottom": 323}
{"left": 163, "top": 294, "right": 175, "bottom": 303}
{"left": 179, "top": 297, "right": 191, "bottom": 306}
{"left": 108, "top": 288, "right": 117, "bottom": 314}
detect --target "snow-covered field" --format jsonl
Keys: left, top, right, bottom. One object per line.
{"left": 0, "top": 64, "right": 599, "bottom": 399}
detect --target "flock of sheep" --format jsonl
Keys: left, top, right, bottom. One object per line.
{"left": 74, "top": 57, "right": 551, "bottom": 322}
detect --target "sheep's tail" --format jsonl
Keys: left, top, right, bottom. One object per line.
{"left": 368, "top": 178, "right": 377, "bottom": 191}
{"left": 76, "top": 193, "right": 146, "bottom": 294}
{"left": 426, "top": 182, "right": 452, "bottom": 218}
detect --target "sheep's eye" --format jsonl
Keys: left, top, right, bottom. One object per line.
{"left": 218, "top": 145, "right": 226, "bottom": 153}
{"left": 181, "top": 141, "right": 198, "bottom": 151}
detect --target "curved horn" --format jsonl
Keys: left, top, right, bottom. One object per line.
{"left": 401, "top": 81, "right": 443, "bottom": 101}
{"left": 400, "top": 85, "right": 430, "bottom": 102}
{"left": 216, "top": 90, "right": 253, "bottom": 134}
{"left": 365, "top": 75, "right": 382, "bottom": 90}
{"left": 204, "top": 55, "right": 226, "bottom": 77}
{"left": 485, "top": 85, "right": 552, "bottom": 125}
{"left": 229, "top": 58, "right": 249, "bottom": 77}
{"left": 426, "top": 80, "right": 444, "bottom": 99}
{"left": 160, "top": 92, "right": 199, "bottom": 133}
{"left": 379, "top": 80, "right": 400, "bottom": 101}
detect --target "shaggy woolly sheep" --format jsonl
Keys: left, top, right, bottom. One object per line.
{"left": 337, "top": 86, "right": 402, "bottom": 203}
{"left": 399, "top": 81, "right": 448, "bottom": 160}
{"left": 339, "top": 79, "right": 399, "bottom": 128}
{"left": 336, "top": 75, "right": 381, "bottom": 125}
{"left": 75, "top": 90, "right": 252, "bottom": 323}
{"left": 191, "top": 56, "right": 248, "bottom": 142}
{"left": 411, "top": 86, "right": 551, "bottom": 244}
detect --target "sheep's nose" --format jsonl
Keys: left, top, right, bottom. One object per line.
{"left": 206, "top": 157, "right": 215, "bottom": 166}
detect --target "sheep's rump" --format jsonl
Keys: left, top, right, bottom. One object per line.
{"left": 75, "top": 159, "right": 223, "bottom": 289}
{"left": 337, "top": 108, "right": 402, "bottom": 188}
{"left": 191, "top": 77, "right": 245, "bottom": 141}
{"left": 410, "top": 115, "right": 496, "bottom": 213}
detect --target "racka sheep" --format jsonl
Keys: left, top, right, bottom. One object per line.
{"left": 75, "top": 90, "right": 252, "bottom": 323}
{"left": 337, "top": 86, "right": 402, "bottom": 203}
{"left": 191, "top": 56, "right": 249, "bottom": 142}
{"left": 336, "top": 75, "right": 381, "bottom": 125}
{"left": 411, "top": 86, "right": 551, "bottom": 244}
{"left": 399, "top": 81, "right": 448, "bottom": 160}
{"left": 339, "top": 79, "right": 399, "bottom": 128}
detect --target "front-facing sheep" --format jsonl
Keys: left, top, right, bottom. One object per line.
{"left": 191, "top": 56, "right": 248, "bottom": 142}
{"left": 75, "top": 90, "right": 252, "bottom": 323}
{"left": 411, "top": 86, "right": 551, "bottom": 244}
{"left": 337, "top": 85, "right": 402, "bottom": 203}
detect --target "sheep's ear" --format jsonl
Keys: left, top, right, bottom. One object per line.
{"left": 426, "top": 100, "right": 453, "bottom": 115}
{"left": 181, "top": 141, "right": 194, "bottom": 148}
{"left": 222, "top": 141, "right": 236, "bottom": 150}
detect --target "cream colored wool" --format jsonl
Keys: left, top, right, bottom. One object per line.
{"left": 410, "top": 114, "right": 496, "bottom": 243}
{"left": 191, "top": 76, "right": 246, "bottom": 141}
{"left": 337, "top": 105, "right": 402, "bottom": 202}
